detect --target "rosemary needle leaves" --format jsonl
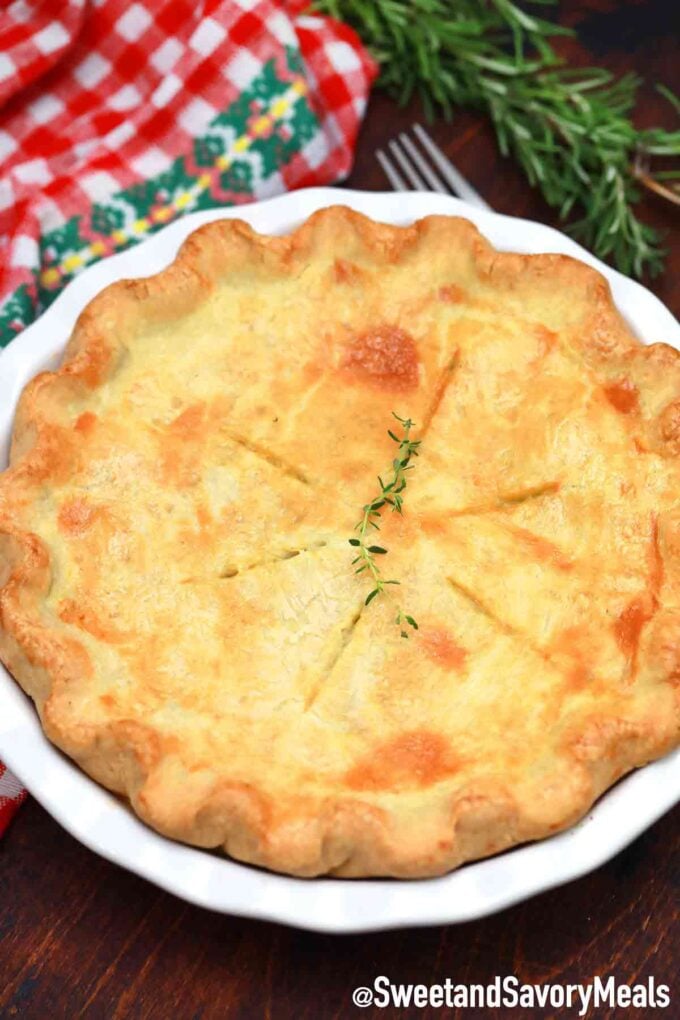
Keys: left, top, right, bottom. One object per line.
{"left": 349, "top": 413, "right": 420, "bottom": 637}
{"left": 316, "top": 0, "right": 680, "bottom": 279}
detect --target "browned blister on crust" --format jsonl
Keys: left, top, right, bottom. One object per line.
{"left": 0, "top": 207, "right": 678, "bottom": 877}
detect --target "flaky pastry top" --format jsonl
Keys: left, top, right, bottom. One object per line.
{"left": 1, "top": 207, "right": 679, "bottom": 877}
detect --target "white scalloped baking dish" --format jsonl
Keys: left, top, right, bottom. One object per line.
{"left": 1, "top": 187, "right": 678, "bottom": 933}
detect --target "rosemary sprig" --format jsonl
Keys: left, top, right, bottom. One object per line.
{"left": 349, "top": 413, "right": 420, "bottom": 637}
{"left": 316, "top": 0, "right": 679, "bottom": 279}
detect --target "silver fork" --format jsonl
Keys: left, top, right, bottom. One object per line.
{"left": 377, "top": 123, "right": 491, "bottom": 211}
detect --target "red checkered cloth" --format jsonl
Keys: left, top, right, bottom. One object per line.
{"left": 0, "top": 1, "right": 87, "bottom": 109}
{"left": 0, "top": 0, "right": 377, "bottom": 833}
{"left": 0, "top": 761, "right": 27, "bottom": 837}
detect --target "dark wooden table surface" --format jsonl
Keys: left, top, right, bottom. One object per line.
{"left": 1, "top": 2, "right": 678, "bottom": 1017}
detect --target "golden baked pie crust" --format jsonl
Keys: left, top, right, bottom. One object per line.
{"left": 1, "top": 207, "right": 679, "bottom": 877}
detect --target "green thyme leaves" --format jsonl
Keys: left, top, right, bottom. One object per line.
{"left": 350, "top": 413, "right": 421, "bottom": 637}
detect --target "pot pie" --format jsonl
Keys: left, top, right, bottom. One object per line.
{"left": 1, "top": 207, "right": 679, "bottom": 878}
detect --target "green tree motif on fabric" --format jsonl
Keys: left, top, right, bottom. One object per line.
{"left": 289, "top": 97, "right": 320, "bottom": 148}
{"left": 91, "top": 203, "right": 125, "bottom": 234}
{"left": 194, "top": 135, "right": 226, "bottom": 167}
{"left": 250, "top": 56, "right": 290, "bottom": 102}
{"left": 0, "top": 284, "right": 35, "bottom": 348}
{"left": 219, "top": 161, "right": 254, "bottom": 194}
{"left": 40, "top": 216, "right": 85, "bottom": 265}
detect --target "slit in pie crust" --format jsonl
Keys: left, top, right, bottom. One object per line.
{"left": 1, "top": 207, "right": 679, "bottom": 877}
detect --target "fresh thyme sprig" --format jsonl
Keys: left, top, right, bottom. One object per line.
{"left": 316, "top": 0, "right": 680, "bottom": 278}
{"left": 349, "top": 413, "right": 420, "bottom": 637}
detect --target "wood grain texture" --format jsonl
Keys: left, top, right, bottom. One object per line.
{"left": 1, "top": 1, "right": 678, "bottom": 1016}
{"left": 1, "top": 798, "right": 678, "bottom": 1018}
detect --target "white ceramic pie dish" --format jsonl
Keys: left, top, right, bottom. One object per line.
{"left": 0, "top": 187, "right": 678, "bottom": 933}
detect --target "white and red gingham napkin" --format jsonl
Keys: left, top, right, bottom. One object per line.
{"left": 0, "top": 0, "right": 377, "bottom": 833}
{"left": 0, "top": 761, "right": 27, "bottom": 836}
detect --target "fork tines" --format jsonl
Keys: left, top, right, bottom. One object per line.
{"left": 377, "top": 124, "right": 491, "bottom": 211}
